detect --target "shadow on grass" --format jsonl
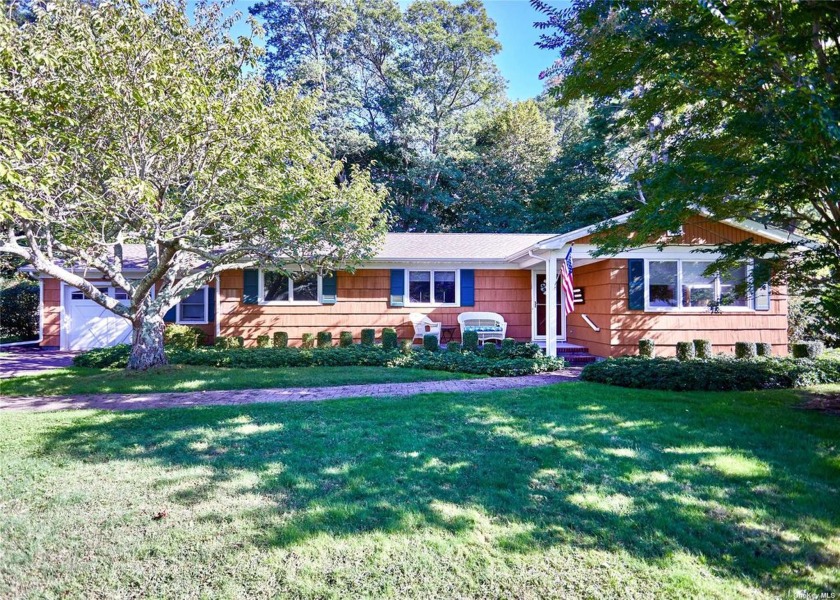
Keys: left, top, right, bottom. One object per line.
{"left": 36, "top": 383, "right": 840, "bottom": 592}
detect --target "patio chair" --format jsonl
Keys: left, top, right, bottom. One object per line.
{"left": 409, "top": 313, "right": 442, "bottom": 345}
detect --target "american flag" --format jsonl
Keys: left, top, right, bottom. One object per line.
{"left": 560, "top": 246, "right": 575, "bottom": 314}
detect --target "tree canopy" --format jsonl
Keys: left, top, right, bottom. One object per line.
{"left": 533, "top": 0, "right": 840, "bottom": 291}
{"left": 0, "top": 0, "right": 387, "bottom": 368}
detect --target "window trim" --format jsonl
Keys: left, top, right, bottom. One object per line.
{"left": 405, "top": 269, "right": 460, "bottom": 307}
{"left": 644, "top": 259, "right": 754, "bottom": 313}
{"left": 177, "top": 286, "right": 209, "bottom": 324}
{"left": 258, "top": 269, "right": 323, "bottom": 305}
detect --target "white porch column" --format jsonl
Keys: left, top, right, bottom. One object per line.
{"left": 545, "top": 251, "right": 558, "bottom": 357}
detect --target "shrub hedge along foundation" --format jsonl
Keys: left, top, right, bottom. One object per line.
{"left": 792, "top": 341, "right": 825, "bottom": 359}
{"left": 756, "top": 342, "right": 772, "bottom": 356}
{"left": 301, "top": 333, "right": 315, "bottom": 349}
{"left": 676, "top": 342, "right": 695, "bottom": 362}
{"left": 273, "top": 332, "right": 288, "bottom": 348}
{"left": 317, "top": 331, "right": 332, "bottom": 348}
{"left": 361, "top": 329, "right": 375, "bottom": 346}
{"left": 735, "top": 342, "right": 757, "bottom": 359}
{"left": 638, "top": 339, "right": 654, "bottom": 358}
{"left": 447, "top": 341, "right": 461, "bottom": 353}
{"left": 581, "top": 355, "right": 840, "bottom": 391}
{"left": 74, "top": 342, "right": 565, "bottom": 377}
{"left": 423, "top": 334, "right": 439, "bottom": 352}
{"left": 693, "top": 339, "right": 712, "bottom": 359}
{"left": 382, "top": 328, "right": 398, "bottom": 350}
{"left": 462, "top": 330, "right": 479, "bottom": 352}
{"left": 164, "top": 324, "right": 205, "bottom": 350}
{"left": 256, "top": 335, "right": 271, "bottom": 348}
{"left": 339, "top": 331, "right": 353, "bottom": 348}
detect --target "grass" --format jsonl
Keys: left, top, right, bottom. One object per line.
{"left": 1, "top": 383, "right": 839, "bottom": 598}
{"left": 0, "top": 365, "right": 482, "bottom": 396}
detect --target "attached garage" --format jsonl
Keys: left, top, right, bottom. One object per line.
{"left": 62, "top": 284, "right": 132, "bottom": 351}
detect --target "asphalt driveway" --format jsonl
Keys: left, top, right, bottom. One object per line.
{"left": 0, "top": 348, "right": 77, "bottom": 379}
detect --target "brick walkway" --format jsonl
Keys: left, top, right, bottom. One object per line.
{"left": 0, "top": 369, "right": 581, "bottom": 412}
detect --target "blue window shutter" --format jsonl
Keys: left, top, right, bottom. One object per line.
{"left": 163, "top": 305, "right": 177, "bottom": 323}
{"left": 460, "top": 269, "right": 475, "bottom": 307}
{"left": 243, "top": 269, "right": 259, "bottom": 304}
{"left": 628, "top": 259, "right": 645, "bottom": 310}
{"left": 322, "top": 273, "right": 337, "bottom": 305}
{"left": 753, "top": 260, "right": 771, "bottom": 311}
{"left": 207, "top": 287, "right": 216, "bottom": 322}
{"left": 390, "top": 269, "right": 405, "bottom": 307}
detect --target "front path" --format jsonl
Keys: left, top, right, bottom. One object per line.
{"left": 0, "top": 368, "right": 582, "bottom": 412}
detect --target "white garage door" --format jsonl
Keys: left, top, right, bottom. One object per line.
{"left": 65, "top": 285, "right": 132, "bottom": 351}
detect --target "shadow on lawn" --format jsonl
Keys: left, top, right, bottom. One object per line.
{"left": 37, "top": 386, "right": 840, "bottom": 592}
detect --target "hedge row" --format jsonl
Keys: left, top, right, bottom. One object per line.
{"left": 580, "top": 356, "right": 840, "bottom": 391}
{"left": 73, "top": 343, "right": 564, "bottom": 377}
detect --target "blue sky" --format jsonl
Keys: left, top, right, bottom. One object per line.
{"left": 206, "top": 0, "right": 566, "bottom": 100}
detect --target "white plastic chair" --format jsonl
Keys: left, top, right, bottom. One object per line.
{"left": 410, "top": 312, "right": 442, "bottom": 345}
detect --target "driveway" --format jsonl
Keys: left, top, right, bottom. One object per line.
{"left": 0, "top": 348, "right": 77, "bottom": 379}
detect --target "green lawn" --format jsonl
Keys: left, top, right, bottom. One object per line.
{"left": 1, "top": 384, "right": 838, "bottom": 598}
{"left": 0, "top": 365, "right": 482, "bottom": 396}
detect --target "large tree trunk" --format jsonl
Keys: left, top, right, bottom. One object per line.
{"left": 127, "top": 314, "right": 167, "bottom": 370}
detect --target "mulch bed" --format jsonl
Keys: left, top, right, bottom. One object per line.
{"left": 798, "top": 392, "right": 840, "bottom": 415}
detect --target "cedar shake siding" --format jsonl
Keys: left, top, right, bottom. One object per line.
{"left": 565, "top": 259, "right": 788, "bottom": 357}
{"left": 218, "top": 268, "right": 532, "bottom": 346}
{"left": 42, "top": 277, "right": 61, "bottom": 348}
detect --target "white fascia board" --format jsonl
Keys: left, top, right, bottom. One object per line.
{"left": 361, "top": 260, "right": 516, "bottom": 270}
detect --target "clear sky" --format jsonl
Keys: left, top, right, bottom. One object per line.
{"left": 203, "top": 0, "right": 567, "bottom": 101}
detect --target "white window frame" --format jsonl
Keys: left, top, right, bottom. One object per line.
{"left": 644, "top": 259, "right": 753, "bottom": 313}
{"left": 405, "top": 269, "right": 460, "bottom": 307}
{"left": 177, "top": 286, "right": 209, "bottom": 324}
{"left": 258, "top": 269, "right": 323, "bottom": 305}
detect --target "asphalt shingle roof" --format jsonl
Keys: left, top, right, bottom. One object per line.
{"left": 374, "top": 233, "right": 554, "bottom": 262}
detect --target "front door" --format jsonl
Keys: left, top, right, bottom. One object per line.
{"left": 533, "top": 273, "right": 564, "bottom": 341}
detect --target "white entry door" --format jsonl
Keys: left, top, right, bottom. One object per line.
{"left": 64, "top": 285, "right": 132, "bottom": 350}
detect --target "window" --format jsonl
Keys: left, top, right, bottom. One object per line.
{"left": 646, "top": 259, "right": 751, "bottom": 311}
{"left": 261, "top": 270, "right": 321, "bottom": 304}
{"left": 178, "top": 287, "right": 208, "bottom": 323}
{"left": 71, "top": 286, "right": 109, "bottom": 301}
{"left": 407, "top": 270, "right": 459, "bottom": 306}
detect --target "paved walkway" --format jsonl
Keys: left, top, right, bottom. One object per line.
{"left": 0, "top": 369, "right": 582, "bottom": 412}
{"left": 0, "top": 349, "right": 77, "bottom": 378}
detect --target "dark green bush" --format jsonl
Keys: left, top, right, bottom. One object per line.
{"left": 273, "top": 332, "right": 288, "bottom": 349}
{"left": 581, "top": 355, "right": 840, "bottom": 391}
{"left": 639, "top": 339, "right": 654, "bottom": 358}
{"left": 501, "top": 338, "right": 516, "bottom": 352}
{"left": 229, "top": 336, "right": 245, "bottom": 349}
{"left": 301, "top": 333, "right": 315, "bottom": 349}
{"left": 256, "top": 335, "right": 271, "bottom": 348}
{"left": 676, "top": 342, "right": 695, "bottom": 362}
{"left": 446, "top": 341, "right": 461, "bottom": 353}
{"left": 499, "top": 342, "right": 542, "bottom": 360}
{"left": 399, "top": 339, "right": 413, "bottom": 355}
{"left": 0, "top": 278, "right": 39, "bottom": 342}
{"left": 164, "top": 324, "right": 205, "bottom": 350}
{"left": 382, "top": 328, "right": 398, "bottom": 350}
{"left": 462, "top": 330, "right": 479, "bottom": 352}
{"left": 361, "top": 328, "right": 375, "bottom": 346}
{"left": 792, "top": 341, "right": 824, "bottom": 359}
{"left": 339, "top": 331, "right": 353, "bottom": 348}
{"left": 735, "top": 342, "right": 757, "bottom": 359}
{"left": 693, "top": 339, "right": 712, "bottom": 359}
{"left": 756, "top": 342, "right": 773, "bottom": 357}
{"left": 423, "top": 333, "right": 439, "bottom": 352}
{"left": 317, "top": 331, "right": 332, "bottom": 348}
{"left": 215, "top": 336, "right": 230, "bottom": 349}
{"left": 73, "top": 344, "right": 132, "bottom": 369}
{"left": 482, "top": 343, "right": 499, "bottom": 359}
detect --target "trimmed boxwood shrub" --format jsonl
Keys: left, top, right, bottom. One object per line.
{"left": 273, "top": 332, "right": 288, "bottom": 349}
{"left": 423, "top": 333, "right": 439, "bottom": 352}
{"left": 361, "top": 328, "right": 375, "bottom": 346}
{"left": 301, "top": 333, "right": 315, "bottom": 349}
{"left": 447, "top": 341, "right": 461, "bottom": 353}
{"left": 462, "top": 330, "right": 479, "bottom": 352}
{"left": 399, "top": 339, "right": 413, "bottom": 355}
{"left": 164, "top": 324, "right": 205, "bottom": 350}
{"left": 338, "top": 331, "right": 353, "bottom": 348}
{"left": 581, "top": 355, "right": 840, "bottom": 391}
{"left": 382, "top": 328, "right": 398, "bottom": 350}
{"left": 482, "top": 343, "right": 499, "bottom": 359}
{"left": 502, "top": 338, "right": 516, "bottom": 352}
{"left": 693, "top": 339, "right": 712, "bottom": 360}
{"left": 735, "top": 342, "right": 757, "bottom": 359}
{"left": 256, "top": 335, "right": 271, "bottom": 348}
{"left": 792, "top": 341, "right": 824, "bottom": 359}
{"left": 500, "top": 342, "right": 542, "bottom": 360}
{"left": 639, "top": 339, "right": 654, "bottom": 358}
{"left": 215, "top": 336, "right": 230, "bottom": 349}
{"left": 317, "top": 331, "right": 332, "bottom": 348}
{"left": 676, "top": 342, "right": 695, "bottom": 362}
{"left": 756, "top": 342, "right": 773, "bottom": 357}
{"left": 230, "top": 336, "right": 245, "bottom": 349}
